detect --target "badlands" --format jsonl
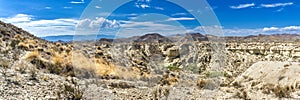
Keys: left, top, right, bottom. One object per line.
{"left": 0, "top": 20, "right": 300, "bottom": 99}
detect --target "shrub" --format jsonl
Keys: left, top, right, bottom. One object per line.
{"left": 17, "top": 42, "right": 29, "bottom": 50}
{"left": 10, "top": 40, "right": 20, "bottom": 49}
{"left": 0, "top": 59, "right": 9, "bottom": 68}
{"left": 274, "top": 85, "right": 292, "bottom": 98}
{"left": 0, "top": 59, "right": 9, "bottom": 80}
{"left": 57, "top": 78, "right": 84, "bottom": 100}
{"left": 109, "top": 82, "right": 135, "bottom": 89}
{"left": 262, "top": 83, "right": 292, "bottom": 98}
{"left": 17, "top": 62, "right": 27, "bottom": 74}
{"left": 151, "top": 86, "right": 170, "bottom": 100}
{"left": 204, "top": 71, "right": 225, "bottom": 78}
{"left": 29, "top": 67, "right": 37, "bottom": 80}
{"left": 166, "top": 65, "right": 180, "bottom": 71}
{"left": 25, "top": 51, "right": 75, "bottom": 77}
{"left": 184, "top": 64, "right": 199, "bottom": 74}
{"left": 197, "top": 79, "right": 217, "bottom": 90}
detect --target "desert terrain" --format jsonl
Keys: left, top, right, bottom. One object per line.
{"left": 1, "top": 20, "right": 300, "bottom": 99}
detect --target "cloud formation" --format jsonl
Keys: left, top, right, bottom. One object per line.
{"left": 230, "top": 3, "right": 255, "bottom": 9}
{"left": 70, "top": 0, "right": 85, "bottom": 4}
{"left": 166, "top": 17, "right": 195, "bottom": 21}
{"left": 193, "top": 26, "right": 300, "bottom": 36}
{"left": 76, "top": 17, "right": 120, "bottom": 32}
{"left": 45, "top": 7, "right": 51, "bottom": 9}
{"left": 0, "top": 14, "right": 120, "bottom": 37}
{"left": 263, "top": 26, "right": 300, "bottom": 32}
{"left": 1, "top": 14, "right": 299, "bottom": 37}
{"left": 261, "top": 2, "right": 293, "bottom": 8}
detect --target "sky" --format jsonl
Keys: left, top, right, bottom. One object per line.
{"left": 0, "top": 0, "right": 300, "bottom": 37}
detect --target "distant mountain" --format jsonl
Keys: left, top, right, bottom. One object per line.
{"left": 41, "top": 32, "right": 300, "bottom": 43}
{"left": 186, "top": 33, "right": 208, "bottom": 41}
{"left": 133, "top": 33, "right": 172, "bottom": 43}
{"left": 41, "top": 34, "right": 115, "bottom": 42}
{"left": 225, "top": 33, "right": 300, "bottom": 42}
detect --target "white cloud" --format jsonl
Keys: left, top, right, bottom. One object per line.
{"left": 166, "top": 17, "right": 195, "bottom": 21}
{"left": 263, "top": 26, "right": 300, "bottom": 32}
{"left": 70, "top": 0, "right": 85, "bottom": 4}
{"left": 45, "top": 7, "right": 51, "bottom": 9}
{"left": 140, "top": 4, "right": 150, "bottom": 9}
{"left": 261, "top": 2, "right": 293, "bottom": 8}
{"left": 192, "top": 26, "right": 300, "bottom": 36}
{"left": 63, "top": 7, "right": 72, "bottom": 9}
{"left": 0, "top": 14, "right": 119, "bottom": 37}
{"left": 282, "top": 26, "right": 300, "bottom": 31}
{"left": 225, "top": 26, "right": 300, "bottom": 36}
{"left": 276, "top": 8, "right": 284, "bottom": 12}
{"left": 95, "top": 6, "right": 102, "bottom": 9}
{"left": 263, "top": 27, "right": 279, "bottom": 31}
{"left": 0, "top": 14, "right": 33, "bottom": 23}
{"left": 77, "top": 17, "right": 120, "bottom": 30}
{"left": 0, "top": 14, "right": 77, "bottom": 37}
{"left": 154, "top": 7, "right": 164, "bottom": 10}
{"left": 230, "top": 3, "right": 255, "bottom": 9}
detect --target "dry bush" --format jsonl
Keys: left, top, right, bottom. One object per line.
{"left": 17, "top": 42, "right": 29, "bottom": 50}
{"left": 16, "top": 61, "right": 27, "bottom": 74}
{"left": 0, "top": 58, "right": 10, "bottom": 80}
{"left": 72, "top": 52, "right": 140, "bottom": 79}
{"left": 160, "top": 73, "right": 179, "bottom": 86}
{"left": 109, "top": 81, "right": 135, "bottom": 89}
{"left": 234, "top": 90, "right": 248, "bottom": 99}
{"left": 151, "top": 86, "right": 170, "bottom": 100}
{"left": 25, "top": 51, "right": 74, "bottom": 76}
{"left": 262, "top": 83, "right": 293, "bottom": 98}
{"left": 57, "top": 78, "right": 84, "bottom": 100}
{"left": 72, "top": 52, "right": 116, "bottom": 78}
{"left": 197, "top": 78, "right": 217, "bottom": 90}
{"left": 273, "top": 85, "right": 292, "bottom": 98}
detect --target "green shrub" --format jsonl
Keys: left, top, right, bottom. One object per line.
{"left": 184, "top": 64, "right": 199, "bottom": 74}
{"left": 204, "top": 71, "right": 226, "bottom": 78}
{"left": 166, "top": 65, "right": 180, "bottom": 71}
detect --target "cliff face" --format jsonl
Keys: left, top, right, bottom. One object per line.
{"left": 1, "top": 20, "right": 300, "bottom": 99}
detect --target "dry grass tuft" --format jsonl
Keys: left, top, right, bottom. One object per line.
{"left": 17, "top": 42, "right": 29, "bottom": 50}
{"left": 262, "top": 83, "right": 293, "bottom": 98}
{"left": 72, "top": 52, "right": 141, "bottom": 79}
{"left": 197, "top": 78, "right": 218, "bottom": 90}
{"left": 25, "top": 51, "right": 74, "bottom": 76}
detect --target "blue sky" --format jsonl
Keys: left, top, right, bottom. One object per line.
{"left": 0, "top": 0, "right": 300, "bottom": 37}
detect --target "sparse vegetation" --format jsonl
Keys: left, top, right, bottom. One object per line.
{"left": 29, "top": 67, "right": 37, "bottom": 80}
{"left": 25, "top": 51, "right": 75, "bottom": 77}
{"left": 10, "top": 40, "right": 20, "bottom": 49}
{"left": 109, "top": 81, "right": 135, "bottom": 89}
{"left": 166, "top": 65, "right": 180, "bottom": 71}
{"left": 57, "top": 78, "right": 84, "bottom": 100}
{"left": 234, "top": 90, "right": 249, "bottom": 99}
{"left": 197, "top": 79, "right": 217, "bottom": 90}
{"left": 184, "top": 64, "right": 199, "bottom": 74}
{"left": 203, "top": 71, "right": 226, "bottom": 78}
{"left": 151, "top": 86, "right": 170, "bottom": 100}
{"left": 1, "top": 58, "right": 10, "bottom": 79}
{"left": 262, "top": 83, "right": 293, "bottom": 98}
{"left": 17, "top": 62, "right": 27, "bottom": 74}
{"left": 273, "top": 85, "right": 292, "bottom": 98}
